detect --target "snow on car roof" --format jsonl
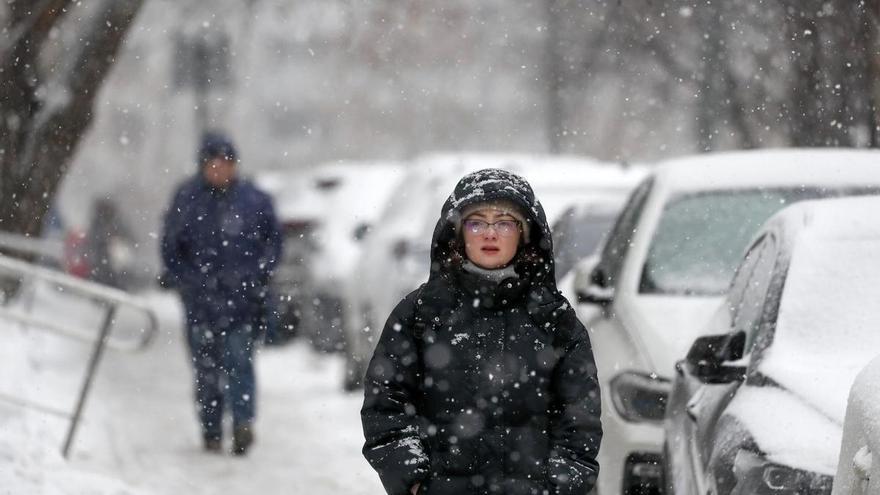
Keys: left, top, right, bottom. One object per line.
{"left": 522, "top": 160, "right": 646, "bottom": 225}
{"left": 309, "top": 161, "right": 409, "bottom": 283}
{"left": 392, "top": 152, "right": 643, "bottom": 239}
{"left": 410, "top": 151, "right": 647, "bottom": 225}
{"left": 254, "top": 166, "right": 326, "bottom": 221}
{"left": 256, "top": 161, "right": 408, "bottom": 223}
{"left": 652, "top": 148, "right": 880, "bottom": 193}
{"left": 757, "top": 197, "right": 880, "bottom": 429}
{"left": 414, "top": 151, "right": 645, "bottom": 189}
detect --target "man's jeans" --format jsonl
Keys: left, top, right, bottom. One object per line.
{"left": 186, "top": 323, "right": 256, "bottom": 440}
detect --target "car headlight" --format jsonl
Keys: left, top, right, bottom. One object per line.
{"left": 732, "top": 449, "right": 832, "bottom": 494}
{"left": 609, "top": 371, "right": 671, "bottom": 422}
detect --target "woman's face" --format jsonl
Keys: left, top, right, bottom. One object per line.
{"left": 462, "top": 207, "right": 522, "bottom": 269}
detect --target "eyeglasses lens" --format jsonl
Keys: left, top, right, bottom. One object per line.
{"left": 464, "top": 220, "right": 518, "bottom": 236}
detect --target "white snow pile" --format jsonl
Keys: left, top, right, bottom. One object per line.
{"left": 0, "top": 301, "right": 149, "bottom": 494}
{"left": 0, "top": 285, "right": 383, "bottom": 494}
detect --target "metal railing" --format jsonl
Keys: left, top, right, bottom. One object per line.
{"left": 0, "top": 253, "right": 159, "bottom": 458}
{"left": 0, "top": 231, "right": 64, "bottom": 262}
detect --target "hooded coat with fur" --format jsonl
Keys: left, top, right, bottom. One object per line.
{"left": 361, "top": 169, "right": 602, "bottom": 495}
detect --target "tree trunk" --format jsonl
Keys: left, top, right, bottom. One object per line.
{"left": 695, "top": 2, "right": 725, "bottom": 152}
{"left": 543, "top": 0, "right": 564, "bottom": 154}
{"left": 782, "top": 0, "right": 874, "bottom": 147}
{"left": 0, "top": 0, "right": 145, "bottom": 238}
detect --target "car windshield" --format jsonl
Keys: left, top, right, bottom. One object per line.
{"left": 640, "top": 187, "right": 879, "bottom": 296}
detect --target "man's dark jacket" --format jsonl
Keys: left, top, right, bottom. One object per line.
{"left": 361, "top": 169, "right": 602, "bottom": 495}
{"left": 161, "top": 175, "right": 282, "bottom": 330}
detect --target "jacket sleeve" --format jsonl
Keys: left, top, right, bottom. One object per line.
{"left": 160, "top": 187, "right": 200, "bottom": 290}
{"left": 361, "top": 290, "right": 430, "bottom": 495}
{"left": 257, "top": 193, "right": 282, "bottom": 278}
{"left": 547, "top": 304, "right": 603, "bottom": 495}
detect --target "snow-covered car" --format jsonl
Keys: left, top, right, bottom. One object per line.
{"left": 304, "top": 161, "right": 407, "bottom": 352}
{"left": 258, "top": 161, "right": 406, "bottom": 350}
{"left": 664, "top": 195, "right": 880, "bottom": 495}
{"left": 571, "top": 149, "right": 880, "bottom": 495}
{"left": 342, "top": 153, "right": 642, "bottom": 390}
{"left": 834, "top": 354, "right": 880, "bottom": 495}
{"left": 255, "top": 168, "right": 325, "bottom": 342}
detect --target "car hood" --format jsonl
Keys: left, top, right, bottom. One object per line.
{"left": 621, "top": 294, "right": 723, "bottom": 377}
{"left": 725, "top": 385, "right": 842, "bottom": 475}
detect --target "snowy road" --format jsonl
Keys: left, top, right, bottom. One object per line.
{"left": 1, "top": 289, "right": 384, "bottom": 494}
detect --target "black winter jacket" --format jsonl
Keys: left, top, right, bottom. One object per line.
{"left": 362, "top": 169, "right": 602, "bottom": 495}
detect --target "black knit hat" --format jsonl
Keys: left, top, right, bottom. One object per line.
{"left": 198, "top": 130, "right": 238, "bottom": 165}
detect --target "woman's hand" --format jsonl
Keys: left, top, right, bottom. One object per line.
{"left": 410, "top": 483, "right": 420, "bottom": 495}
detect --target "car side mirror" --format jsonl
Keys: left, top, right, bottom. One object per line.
{"left": 685, "top": 332, "right": 746, "bottom": 383}
{"left": 574, "top": 255, "right": 614, "bottom": 306}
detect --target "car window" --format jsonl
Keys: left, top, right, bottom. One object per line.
{"left": 639, "top": 186, "right": 880, "bottom": 296}
{"left": 554, "top": 212, "right": 617, "bottom": 279}
{"left": 594, "top": 178, "right": 654, "bottom": 288}
{"left": 733, "top": 235, "right": 778, "bottom": 350}
{"left": 725, "top": 235, "right": 767, "bottom": 323}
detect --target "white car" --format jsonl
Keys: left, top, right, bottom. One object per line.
{"left": 571, "top": 148, "right": 880, "bottom": 495}
{"left": 255, "top": 162, "right": 405, "bottom": 348}
{"left": 254, "top": 167, "right": 325, "bottom": 342}
{"left": 342, "top": 153, "right": 643, "bottom": 389}
{"left": 305, "top": 161, "right": 407, "bottom": 352}
{"left": 834, "top": 354, "right": 880, "bottom": 495}
{"left": 664, "top": 195, "right": 880, "bottom": 495}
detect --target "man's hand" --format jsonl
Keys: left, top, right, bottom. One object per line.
{"left": 410, "top": 483, "right": 420, "bottom": 495}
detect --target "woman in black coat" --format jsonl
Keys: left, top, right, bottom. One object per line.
{"left": 362, "top": 168, "right": 602, "bottom": 495}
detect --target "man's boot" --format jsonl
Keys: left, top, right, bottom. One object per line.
{"left": 232, "top": 424, "right": 253, "bottom": 456}
{"left": 203, "top": 434, "right": 222, "bottom": 453}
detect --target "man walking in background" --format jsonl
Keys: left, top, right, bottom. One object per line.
{"left": 161, "top": 131, "right": 282, "bottom": 455}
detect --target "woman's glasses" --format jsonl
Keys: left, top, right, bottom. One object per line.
{"left": 463, "top": 219, "right": 521, "bottom": 237}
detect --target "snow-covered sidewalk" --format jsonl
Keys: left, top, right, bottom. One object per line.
{"left": 0, "top": 289, "right": 383, "bottom": 494}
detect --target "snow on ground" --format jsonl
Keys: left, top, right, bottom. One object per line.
{"left": 0, "top": 286, "right": 382, "bottom": 494}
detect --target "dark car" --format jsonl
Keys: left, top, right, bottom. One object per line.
{"left": 663, "top": 196, "right": 880, "bottom": 495}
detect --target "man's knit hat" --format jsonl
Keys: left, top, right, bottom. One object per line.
{"left": 458, "top": 199, "right": 531, "bottom": 243}
{"left": 198, "top": 130, "right": 238, "bottom": 165}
